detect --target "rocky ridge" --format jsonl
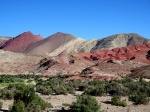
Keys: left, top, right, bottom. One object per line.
{"left": 91, "top": 33, "right": 150, "bottom": 51}
{"left": 77, "top": 43, "right": 150, "bottom": 64}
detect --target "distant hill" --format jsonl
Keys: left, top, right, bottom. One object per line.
{"left": 23, "top": 32, "right": 76, "bottom": 56}
{"left": 0, "top": 32, "right": 149, "bottom": 77}
{"left": 0, "top": 36, "right": 11, "bottom": 44}
{"left": 91, "top": 33, "right": 150, "bottom": 51}
{"left": 48, "top": 38, "right": 97, "bottom": 56}
{"left": 0, "top": 32, "right": 43, "bottom": 52}
{"left": 0, "top": 32, "right": 149, "bottom": 57}
{"left": 77, "top": 43, "right": 150, "bottom": 64}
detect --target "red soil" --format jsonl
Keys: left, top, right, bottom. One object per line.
{"left": 0, "top": 31, "right": 43, "bottom": 52}
{"left": 76, "top": 44, "right": 150, "bottom": 64}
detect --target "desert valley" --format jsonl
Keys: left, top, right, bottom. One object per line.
{"left": 0, "top": 31, "right": 150, "bottom": 112}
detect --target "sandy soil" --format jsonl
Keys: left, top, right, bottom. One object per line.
{"left": 40, "top": 94, "right": 150, "bottom": 112}
{"left": 0, "top": 99, "right": 13, "bottom": 110}
{"left": 1, "top": 94, "right": 150, "bottom": 112}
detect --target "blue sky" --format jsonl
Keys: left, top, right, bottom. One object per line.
{"left": 0, "top": 0, "right": 150, "bottom": 39}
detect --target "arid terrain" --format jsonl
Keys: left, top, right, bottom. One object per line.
{"left": 0, "top": 31, "right": 150, "bottom": 112}
{"left": 1, "top": 94, "right": 150, "bottom": 112}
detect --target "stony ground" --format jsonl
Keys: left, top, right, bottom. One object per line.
{"left": 41, "top": 94, "right": 150, "bottom": 112}
{"left": 1, "top": 93, "right": 150, "bottom": 112}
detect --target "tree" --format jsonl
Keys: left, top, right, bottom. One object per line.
{"left": 70, "top": 95, "right": 100, "bottom": 112}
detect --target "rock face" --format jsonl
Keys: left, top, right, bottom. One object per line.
{"left": 91, "top": 33, "right": 150, "bottom": 51}
{"left": 76, "top": 44, "right": 150, "bottom": 64}
{"left": 23, "top": 32, "right": 76, "bottom": 56}
{"left": 0, "top": 32, "right": 43, "bottom": 52}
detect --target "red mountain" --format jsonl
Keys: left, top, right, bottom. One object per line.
{"left": 76, "top": 44, "right": 150, "bottom": 64}
{"left": 0, "top": 31, "right": 43, "bottom": 52}
{"left": 23, "top": 32, "right": 76, "bottom": 56}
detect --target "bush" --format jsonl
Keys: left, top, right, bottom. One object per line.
{"left": 106, "top": 81, "right": 127, "bottom": 96}
{"left": 0, "top": 101, "right": 3, "bottom": 109}
{"left": 111, "top": 96, "right": 127, "bottom": 107}
{"left": 54, "top": 86, "right": 68, "bottom": 95}
{"left": 36, "top": 85, "right": 52, "bottom": 95}
{"left": 70, "top": 95, "right": 100, "bottom": 112}
{"left": 10, "top": 84, "right": 52, "bottom": 112}
{"left": 10, "top": 100, "right": 26, "bottom": 112}
{"left": 27, "top": 94, "right": 52, "bottom": 112}
{"left": 84, "top": 80, "right": 105, "bottom": 96}
{"left": 0, "top": 89, "right": 14, "bottom": 100}
{"left": 129, "top": 92, "right": 149, "bottom": 105}
{"left": 84, "top": 85, "right": 105, "bottom": 96}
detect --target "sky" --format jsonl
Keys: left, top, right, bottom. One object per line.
{"left": 0, "top": 0, "right": 150, "bottom": 40}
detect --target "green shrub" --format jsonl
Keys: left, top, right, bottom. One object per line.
{"left": 27, "top": 94, "right": 52, "bottom": 111}
{"left": 129, "top": 92, "right": 149, "bottom": 105}
{"left": 36, "top": 85, "right": 52, "bottom": 95}
{"left": 10, "top": 100, "right": 26, "bottom": 112}
{"left": 0, "top": 89, "right": 14, "bottom": 100}
{"left": 106, "top": 81, "right": 127, "bottom": 96}
{"left": 56, "top": 86, "right": 68, "bottom": 95}
{"left": 84, "top": 85, "right": 105, "bottom": 96}
{"left": 0, "top": 101, "right": 2, "bottom": 109}
{"left": 111, "top": 96, "right": 127, "bottom": 107}
{"left": 10, "top": 84, "right": 52, "bottom": 112}
{"left": 70, "top": 95, "right": 100, "bottom": 112}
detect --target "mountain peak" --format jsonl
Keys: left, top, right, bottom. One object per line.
{"left": 23, "top": 32, "right": 77, "bottom": 56}
{"left": 19, "top": 31, "right": 33, "bottom": 36}
{"left": 53, "top": 32, "right": 71, "bottom": 36}
{"left": 17, "top": 31, "right": 43, "bottom": 39}
{"left": 0, "top": 32, "right": 43, "bottom": 52}
{"left": 91, "top": 33, "right": 150, "bottom": 51}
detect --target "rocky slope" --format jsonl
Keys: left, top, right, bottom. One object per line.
{"left": 130, "top": 65, "right": 150, "bottom": 77}
{"left": 23, "top": 32, "right": 76, "bottom": 56}
{"left": 0, "top": 50, "right": 42, "bottom": 74}
{"left": 0, "top": 32, "right": 43, "bottom": 52}
{"left": 76, "top": 44, "right": 150, "bottom": 64}
{"left": 91, "top": 33, "right": 150, "bottom": 51}
{"left": 0, "top": 32, "right": 149, "bottom": 79}
{"left": 0, "top": 47, "right": 147, "bottom": 78}
{"left": 48, "top": 38, "right": 97, "bottom": 56}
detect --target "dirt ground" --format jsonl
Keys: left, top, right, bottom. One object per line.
{"left": 40, "top": 93, "right": 150, "bottom": 112}
{"left": 1, "top": 94, "right": 150, "bottom": 112}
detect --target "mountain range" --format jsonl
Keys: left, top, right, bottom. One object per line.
{"left": 0, "top": 31, "right": 149, "bottom": 79}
